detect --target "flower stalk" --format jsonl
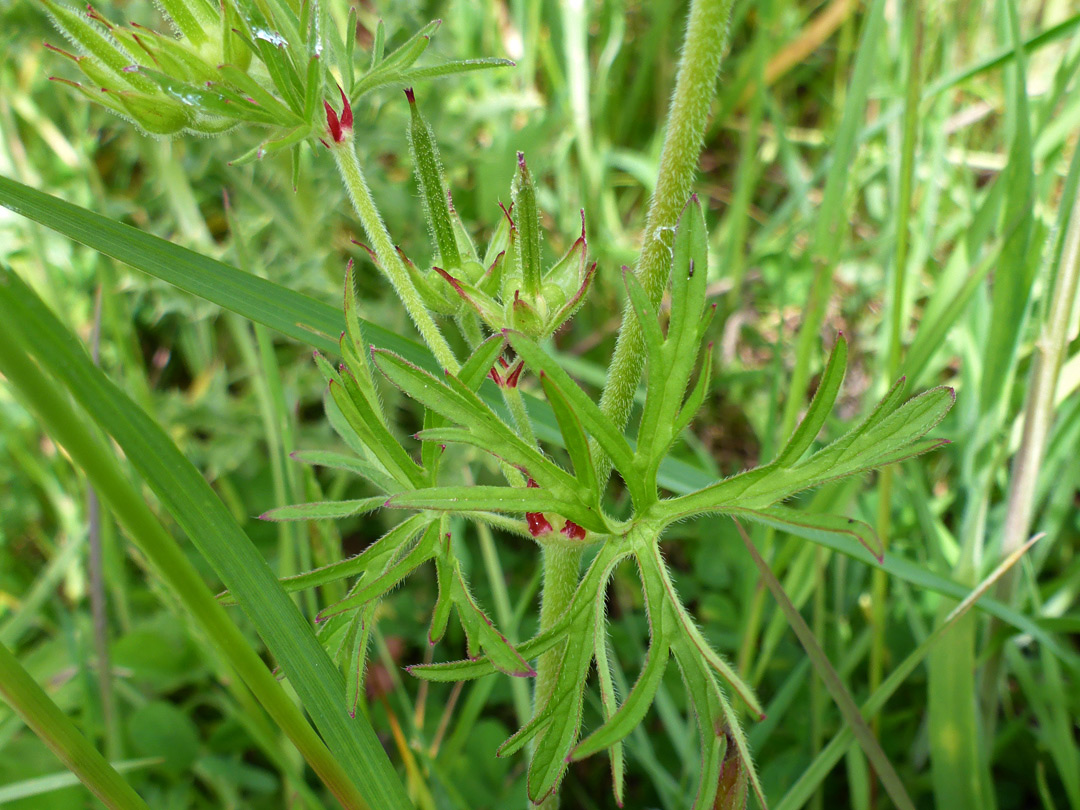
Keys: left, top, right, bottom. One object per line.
{"left": 329, "top": 96, "right": 460, "bottom": 373}
{"left": 596, "top": 0, "right": 735, "bottom": 479}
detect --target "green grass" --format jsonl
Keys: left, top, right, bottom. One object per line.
{"left": 1, "top": 0, "right": 1079, "bottom": 808}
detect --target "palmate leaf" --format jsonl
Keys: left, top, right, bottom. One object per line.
{"left": 658, "top": 363, "right": 954, "bottom": 524}
{"left": 352, "top": 20, "right": 513, "bottom": 100}
{"left": 371, "top": 349, "right": 611, "bottom": 531}
{"left": 289, "top": 450, "right": 402, "bottom": 495}
{"left": 419, "top": 334, "right": 506, "bottom": 480}
{"left": 540, "top": 371, "right": 599, "bottom": 497}
{"left": 446, "top": 557, "right": 534, "bottom": 677}
{"left": 304, "top": 517, "right": 530, "bottom": 678}
{"left": 505, "top": 331, "right": 642, "bottom": 504}
{"left": 387, "top": 485, "right": 608, "bottom": 535}
{"left": 409, "top": 544, "right": 627, "bottom": 682}
{"left": 220, "top": 514, "right": 434, "bottom": 606}
{"left": 631, "top": 196, "right": 714, "bottom": 487}
{"left": 260, "top": 496, "right": 383, "bottom": 522}
{"left": 313, "top": 348, "right": 427, "bottom": 490}
{"left": 572, "top": 589, "right": 671, "bottom": 761}
{"left": 590, "top": 574, "right": 626, "bottom": 805}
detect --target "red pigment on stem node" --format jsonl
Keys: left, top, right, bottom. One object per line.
{"left": 324, "top": 85, "right": 353, "bottom": 143}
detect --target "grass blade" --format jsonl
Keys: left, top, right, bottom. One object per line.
{"left": 735, "top": 520, "right": 915, "bottom": 810}
{"left": 776, "top": 534, "right": 1043, "bottom": 810}
{"left": 0, "top": 301, "right": 373, "bottom": 808}
{"left": 0, "top": 264, "right": 410, "bottom": 808}
{"left": 0, "top": 640, "right": 149, "bottom": 810}
{"left": 0, "top": 759, "right": 159, "bottom": 803}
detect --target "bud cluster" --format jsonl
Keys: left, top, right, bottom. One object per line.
{"left": 385, "top": 90, "right": 596, "bottom": 340}
{"left": 40, "top": 0, "right": 300, "bottom": 143}
{"left": 39, "top": 3, "right": 512, "bottom": 168}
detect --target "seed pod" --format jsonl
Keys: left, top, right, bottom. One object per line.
{"left": 406, "top": 88, "right": 462, "bottom": 272}
{"left": 512, "top": 152, "right": 541, "bottom": 298}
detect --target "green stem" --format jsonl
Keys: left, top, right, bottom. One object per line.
{"left": 532, "top": 543, "right": 583, "bottom": 810}
{"left": 475, "top": 520, "right": 532, "bottom": 728}
{"left": 872, "top": 0, "right": 923, "bottom": 742}
{"left": 535, "top": 545, "right": 583, "bottom": 710}
{"left": 595, "top": 0, "right": 734, "bottom": 478}
{"left": 0, "top": 640, "right": 148, "bottom": 810}
{"left": 332, "top": 139, "right": 459, "bottom": 373}
{"left": 0, "top": 336, "right": 371, "bottom": 810}
{"left": 505, "top": 385, "right": 538, "bottom": 448}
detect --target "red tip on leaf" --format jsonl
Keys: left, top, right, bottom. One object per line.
{"left": 517, "top": 151, "right": 527, "bottom": 170}
{"left": 86, "top": 4, "right": 110, "bottom": 26}
{"left": 505, "top": 359, "right": 524, "bottom": 388}
{"left": 338, "top": 85, "right": 352, "bottom": 130}
{"left": 43, "top": 42, "right": 78, "bottom": 61}
{"left": 579, "top": 208, "right": 586, "bottom": 240}
{"left": 497, "top": 200, "right": 515, "bottom": 225}
{"left": 488, "top": 366, "right": 503, "bottom": 385}
{"left": 351, "top": 240, "right": 377, "bottom": 262}
{"left": 433, "top": 266, "right": 468, "bottom": 300}
{"left": 404, "top": 86, "right": 415, "bottom": 104}
{"left": 561, "top": 521, "right": 585, "bottom": 541}
{"left": 323, "top": 100, "right": 342, "bottom": 143}
{"left": 325, "top": 86, "right": 352, "bottom": 143}
{"left": 396, "top": 246, "right": 416, "bottom": 268}
{"left": 526, "top": 512, "right": 552, "bottom": 537}
{"left": 527, "top": 478, "right": 538, "bottom": 488}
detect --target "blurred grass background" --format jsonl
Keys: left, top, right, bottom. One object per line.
{"left": 1, "top": 0, "right": 1079, "bottom": 807}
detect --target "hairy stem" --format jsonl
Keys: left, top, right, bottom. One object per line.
{"left": 595, "top": 0, "right": 734, "bottom": 480}
{"left": 532, "top": 543, "right": 583, "bottom": 809}
{"left": 332, "top": 139, "right": 460, "bottom": 373}
{"left": 505, "top": 385, "right": 538, "bottom": 448}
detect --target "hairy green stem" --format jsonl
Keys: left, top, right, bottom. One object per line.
{"left": 505, "top": 385, "right": 538, "bottom": 448}
{"left": 532, "top": 543, "right": 583, "bottom": 810}
{"left": 332, "top": 139, "right": 459, "bottom": 373}
{"left": 595, "top": 0, "right": 734, "bottom": 479}
{"left": 476, "top": 520, "right": 532, "bottom": 727}
{"left": 531, "top": 7, "right": 734, "bottom": 803}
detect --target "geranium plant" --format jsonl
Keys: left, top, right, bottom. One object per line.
{"left": 6, "top": 0, "right": 959, "bottom": 807}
